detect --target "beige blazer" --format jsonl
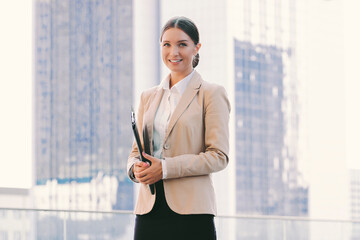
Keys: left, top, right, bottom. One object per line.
{"left": 127, "top": 71, "right": 230, "bottom": 215}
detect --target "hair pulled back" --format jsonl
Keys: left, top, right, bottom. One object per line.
{"left": 160, "top": 16, "right": 200, "bottom": 68}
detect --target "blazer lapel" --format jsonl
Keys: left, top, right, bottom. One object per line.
{"left": 143, "top": 87, "right": 164, "bottom": 155}
{"left": 164, "top": 72, "right": 203, "bottom": 142}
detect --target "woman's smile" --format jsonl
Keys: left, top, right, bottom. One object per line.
{"left": 169, "top": 59, "right": 182, "bottom": 63}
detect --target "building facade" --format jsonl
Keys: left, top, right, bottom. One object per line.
{"left": 34, "top": 0, "right": 134, "bottom": 211}
{"left": 234, "top": 40, "right": 307, "bottom": 216}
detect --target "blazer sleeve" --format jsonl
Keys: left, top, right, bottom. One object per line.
{"left": 127, "top": 92, "right": 145, "bottom": 183}
{"left": 164, "top": 85, "right": 231, "bottom": 179}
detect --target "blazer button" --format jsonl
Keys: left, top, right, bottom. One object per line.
{"left": 164, "top": 143, "right": 170, "bottom": 150}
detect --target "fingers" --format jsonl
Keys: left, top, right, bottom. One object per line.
{"left": 134, "top": 161, "right": 149, "bottom": 169}
{"left": 142, "top": 152, "right": 155, "bottom": 162}
{"left": 134, "top": 159, "right": 149, "bottom": 178}
{"left": 134, "top": 166, "right": 161, "bottom": 185}
{"left": 136, "top": 173, "right": 161, "bottom": 185}
{"left": 136, "top": 174, "right": 154, "bottom": 185}
{"left": 134, "top": 166, "right": 154, "bottom": 182}
{"left": 142, "top": 152, "right": 162, "bottom": 165}
{"left": 134, "top": 170, "right": 152, "bottom": 184}
{"left": 134, "top": 160, "right": 150, "bottom": 172}
{"left": 142, "top": 152, "right": 150, "bottom": 158}
{"left": 138, "top": 168, "right": 163, "bottom": 185}
{"left": 134, "top": 153, "right": 163, "bottom": 184}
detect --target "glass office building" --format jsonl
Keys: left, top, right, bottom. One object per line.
{"left": 234, "top": 40, "right": 308, "bottom": 216}
{"left": 232, "top": 0, "right": 308, "bottom": 219}
{"left": 232, "top": 1, "right": 308, "bottom": 237}
{"left": 34, "top": 0, "right": 133, "bottom": 211}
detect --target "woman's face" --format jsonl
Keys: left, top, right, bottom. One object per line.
{"left": 161, "top": 28, "right": 200, "bottom": 75}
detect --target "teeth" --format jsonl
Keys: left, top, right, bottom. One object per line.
{"left": 170, "top": 59, "right": 182, "bottom": 62}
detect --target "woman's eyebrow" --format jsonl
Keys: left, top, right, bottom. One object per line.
{"left": 162, "top": 39, "right": 189, "bottom": 43}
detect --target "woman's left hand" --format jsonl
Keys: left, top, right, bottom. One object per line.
{"left": 134, "top": 152, "right": 163, "bottom": 185}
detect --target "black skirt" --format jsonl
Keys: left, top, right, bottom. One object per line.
{"left": 134, "top": 180, "right": 216, "bottom": 240}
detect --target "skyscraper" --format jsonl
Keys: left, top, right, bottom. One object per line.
{"left": 34, "top": 0, "right": 133, "bottom": 211}
{"left": 235, "top": 41, "right": 286, "bottom": 214}
{"left": 231, "top": 1, "right": 308, "bottom": 238}
{"left": 234, "top": 39, "right": 308, "bottom": 214}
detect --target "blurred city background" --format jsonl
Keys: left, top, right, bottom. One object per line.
{"left": 0, "top": 0, "right": 359, "bottom": 239}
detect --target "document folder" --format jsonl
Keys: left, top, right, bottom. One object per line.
{"left": 131, "top": 108, "right": 155, "bottom": 195}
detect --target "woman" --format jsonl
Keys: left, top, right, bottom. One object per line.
{"left": 127, "top": 16, "right": 230, "bottom": 240}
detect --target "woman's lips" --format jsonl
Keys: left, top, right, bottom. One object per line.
{"left": 169, "top": 59, "right": 182, "bottom": 63}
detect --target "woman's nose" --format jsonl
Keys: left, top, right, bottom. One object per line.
{"left": 170, "top": 46, "right": 179, "bottom": 55}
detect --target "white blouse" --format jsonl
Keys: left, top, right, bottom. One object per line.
{"left": 153, "top": 70, "right": 195, "bottom": 179}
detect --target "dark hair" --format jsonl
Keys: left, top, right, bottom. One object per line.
{"left": 160, "top": 16, "right": 200, "bottom": 68}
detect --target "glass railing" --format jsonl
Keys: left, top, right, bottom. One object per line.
{"left": 215, "top": 214, "right": 360, "bottom": 240}
{"left": 1, "top": 208, "right": 359, "bottom": 240}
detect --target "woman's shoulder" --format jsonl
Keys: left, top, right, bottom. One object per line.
{"left": 201, "top": 80, "right": 225, "bottom": 91}
{"left": 196, "top": 74, "right": 229, "bottom": 109}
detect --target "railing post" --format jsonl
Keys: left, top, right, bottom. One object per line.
{"left": 63, "top": 212, "right": 67, "bottom": 240}
{"left": 282, "top": 220, "right": 286, "bottom": 240}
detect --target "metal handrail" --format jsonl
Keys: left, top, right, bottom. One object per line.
{"left": 217, "top": 213, "right": 360, "bottom": 223}
{"left": 1, "top": 207, "right": 360, "bottom": 224}
{"left": 0, "top": 207, "right": 133, "bottom": 215}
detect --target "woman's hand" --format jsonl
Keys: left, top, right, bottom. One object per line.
{"left": 134, "top": 152, "right": 163, "bottom": 185}
{"left": 133, "top": 159, "right": 150, "bottom": 180}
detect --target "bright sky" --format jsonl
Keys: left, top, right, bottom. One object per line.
{"left": 298, "top": 0, "right": 358, "bottom": 219}
{"left": 0, "top": 0, "right": 358, "bottom": 197}
{"left": 344, "top": 0, "right": 360, "bottom": 170}
{"left": 0, "top": 1, "right": 32, "bottom": 188}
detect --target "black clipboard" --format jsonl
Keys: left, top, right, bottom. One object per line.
{"left": 131, "top": 108, "right": 155, "bottom": 195}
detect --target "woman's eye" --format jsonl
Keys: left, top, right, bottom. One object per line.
{"left": 163, "top": 43, "right": 170, "bottom": 47}
{"left": 179, "top": 43, "right": 187, "bottom": 47}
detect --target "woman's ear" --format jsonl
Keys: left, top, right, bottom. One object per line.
{"left": 195, "top": 43, "right": 201, "bottom": 55}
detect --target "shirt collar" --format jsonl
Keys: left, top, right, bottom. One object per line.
{"left": 161, "top": 70, "right": 195, "bottom": 95}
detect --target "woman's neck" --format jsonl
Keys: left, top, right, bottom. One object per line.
{"left": 170, "top": 69, "right": 193, "bottom": 88}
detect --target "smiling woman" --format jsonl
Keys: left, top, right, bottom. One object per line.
{"left": 127, "top": 16, "right": 230, "bottom": 240}
{"left": 0, "top": 1, "right": 33, "bottom": 188}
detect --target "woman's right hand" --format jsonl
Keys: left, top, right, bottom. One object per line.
{"left": 133, "top": 160, "right": 150, "bottom": 182}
